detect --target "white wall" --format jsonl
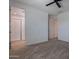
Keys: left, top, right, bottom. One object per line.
{"left": 10, "top": 0, "right": 48, "bottom": 45}
{"left": 26, "top": 7, "right": 48, "bottom": 45}
{"left": 57, "top": 11, "right": 69, "bottom": 42}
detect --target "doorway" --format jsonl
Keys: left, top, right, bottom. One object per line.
{"left": 48, "top": 15, "right": 58, "bottom": 40}
{"left": 9, "top": 6, "right": 26, "bottom": 50}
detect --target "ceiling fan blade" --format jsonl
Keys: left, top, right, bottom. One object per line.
{"left": 57, "top": 0, "right": 62, "bottom": 1}
{"left": 56, "top": 2, "right": 61, "bottom": 8}
{"left": 46, "top": 2, "right": 55, "bottom": 6}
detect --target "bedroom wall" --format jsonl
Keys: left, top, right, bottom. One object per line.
{"left": 10, "top": 0, "right": 48, "bottom": 45}
{"left": 26, "top": 7, "right": 48, "bottom": 45}
{"left": 57, "top": 11, "right": 69, "bottom": 42}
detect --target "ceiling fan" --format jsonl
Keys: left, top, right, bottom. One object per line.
{"left": 46, "top": 0, "right": 63, "bottom": 8}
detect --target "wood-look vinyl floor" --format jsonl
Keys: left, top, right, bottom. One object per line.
{"left": 10, "top": 40, "right": 69, "bottom": 59}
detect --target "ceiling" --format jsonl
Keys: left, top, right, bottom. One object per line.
{"left": 13, "top": 0, "right": 69, "bottom": 15}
